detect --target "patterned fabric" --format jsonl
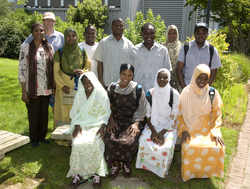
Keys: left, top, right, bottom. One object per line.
{"left": 136, "top": 126, "right": 177, "bottom": 178}
{"left": 104, "top": 83, "right": 147, "bottom": 162}
{"left": 162, "top": 25, "right": 182, "bottom": 91}
{"left": 18, "top": 43, "right": 54, "bottom": 96}
{"left": 65, "top": 72, "right": 111, "bottom": 179}
{"left": 177, "top": 80, "right": 224, "bottom": 181}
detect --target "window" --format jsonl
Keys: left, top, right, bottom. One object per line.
{"left": 102, "top": 0, "right": 121, "bottom": 8}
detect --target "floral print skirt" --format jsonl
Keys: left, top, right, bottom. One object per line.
{"left": 66, "top": 126, "right": 108, "bottom": 179}
{"left": 136, "top": 126, "right": 177, "bottom": 178}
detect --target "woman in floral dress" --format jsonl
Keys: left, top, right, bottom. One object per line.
{"left": 64, "top": 72, "right": 111, "bottom": 188}
{"left": 136, "top": 68, "right": 180, "bottom": 178}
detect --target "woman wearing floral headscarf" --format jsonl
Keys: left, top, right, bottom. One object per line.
{"left": 162, "top": 25, "right": 182, "bottom": 91}
{"left": 53, "top": 27, "right": 91, "bottom": 130}
{"left": 177, "top": 64, "right": 225, "bottom": 181}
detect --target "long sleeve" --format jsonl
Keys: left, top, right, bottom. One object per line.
{"left": 133, "top": 88, "right": 147, "bottom": 122}
{"left": 177, "top": 104, "right": 188, "bottom": 137}
{"left": 54, "top": 62, "right": 67, "bottom": 90}
{"left": 18, "top": 43, "right": 29, "bottom": 84}
{"left": 82, "top": 49, "right": 91, "bottom": 73}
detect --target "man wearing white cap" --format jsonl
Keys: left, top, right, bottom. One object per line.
{"left": 22, "top": 12, "right": 64, "bottom": 51}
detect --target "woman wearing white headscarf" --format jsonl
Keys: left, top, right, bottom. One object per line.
{"left": 64, "top": 72, "right": 111, "bottom": 188}
{"left": 136, "top": 68, "right": 180, "bottom": 178}
{"left": 177, "top": 64, "right": 224, "bottom": 181}
{"left": 162, "top": 25, "right": 182, "bottom": 91}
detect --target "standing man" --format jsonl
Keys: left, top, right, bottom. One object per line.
{"left": 79, "top": 25, "right": 99, "bottom": 77}
{"left": 127, "top": 23, "right": 172, "bottom": 91}
{"left": 92, "top": 18, "right": 134, "bottom": 88}
{"left": 177, "top": 22, "right": 221, "bottom": 88}
{"left": 22, "top": 12, "right": 64, "bottom": 52}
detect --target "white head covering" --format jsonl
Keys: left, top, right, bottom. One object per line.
{"left": 64, "top": 72, "right": 111, "bottom": 134}
{"left": 151, "top": 68, "right": 172, "bottom": 129}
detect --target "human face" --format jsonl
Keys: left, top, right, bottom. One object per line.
{"left": 194, "top": 27, "right": 208, "bottom": 46}
{"left": 111, "top": 20, "right": 125, "bottom": 36}
{"left": 157, "top": 71, "right": 169, "bottom": 87}
{"left": 142, "top": 25, "right": 155, "bottom": 46}
{"left": 195, "top": 73, "right": 209, "bottom": 88}
{"left": 65, "top": 31, "right": 77, "bottom": 45}
{"left": 43, "top": 19, "right": 55, "bottom": 31}
{"left": 84, "top": 26, "right": 97, "bottom": 45}
{"left": 119, "top": 69, "right": 133, "bottom": 88}
{"left": 168, "top": 29, "right": 177, "bottom": 43}
{"left": 82, "top": 76, "right": 94, "bottom": 94}
{"left": 32, "top": 26, "right": 45, "bottom": 41}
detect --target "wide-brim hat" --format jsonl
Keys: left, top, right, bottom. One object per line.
{"left": 194, "top": 22, "right": 208, "bottom": 32}
{"left": 43, "top": 12, "right": 55, "bottom": 21}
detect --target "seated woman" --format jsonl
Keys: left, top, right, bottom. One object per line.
{"left": 64, "top": 72, "right": 111, "bottom": 188}
{"left": 53, "top": 27, "right": 91, "bottom": 130}
{"left": 177, "top": 64, "right": 225, "bottom": 181}
{"left": 136, "top": 68, "right": 180, "bottom": 178}
{"left": 104, "top": 63, "right": 147, "bottom": 179}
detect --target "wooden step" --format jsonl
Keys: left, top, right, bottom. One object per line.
{"left": 51, "top": 122, "right": 71, "bottom": 140}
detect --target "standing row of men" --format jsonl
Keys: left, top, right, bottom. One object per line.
{"left": 22, "top": 12, "right": 221, "bottom": 92}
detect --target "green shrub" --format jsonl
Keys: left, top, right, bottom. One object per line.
{"left": 65, "top": 0, "right": 109, "bottom": 29}
{"left": 124, "top": 9, "right": 166, "bottom": 45}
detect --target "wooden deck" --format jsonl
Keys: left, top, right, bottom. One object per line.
{"left": 0, "top": 130, "right": 30, "bottom": 161}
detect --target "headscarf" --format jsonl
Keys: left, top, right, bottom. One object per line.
{"left": 151, "top": 68, "right": 172, "bottom": 129}
{"left": 180, "top": 64, "right": 212, "bottom": 130}
{"left": 64, "top": 72, "right": 111, "bottom": 134}
{"left": 162, "top": 25, "right": 182, "bottom": 64}
{"left": 28, "top": 23, "right": 53, "bottom": 99}
{"left": 60, "top": 27, "right": 86, "bottom": 75}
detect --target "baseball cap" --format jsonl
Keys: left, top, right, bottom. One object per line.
{"left": 194, "top": 22, "right": 208, "bottom": 32}
{"left": 43, "top": 12, "right": 56, "bottom": 21}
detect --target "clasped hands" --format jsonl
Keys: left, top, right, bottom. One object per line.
{"left": 150, "top": 129, "right": 165, "bottom": 146}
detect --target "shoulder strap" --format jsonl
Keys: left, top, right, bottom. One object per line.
{"left": 145, "top": 90, "right": 152, "bottom": 107}
{"left": 109, "top": 83, "right": 116, "bottom": 104}
{"left": 168, "top": 87, "right": 174, "bottom": 111}
{"left": 184, "top": 42, "right": 189, "bottom": 65}
{"left": 209, "top": 44, "right": 214, "bottom": 68}
{"left": 58, "top": 47, "right": 63, "bottom": 63}
{"left": 209, "top": 86, "right": 215, "bottom": 106}
{"left": 136, "top": 84, "right": 142, "bottom": 107}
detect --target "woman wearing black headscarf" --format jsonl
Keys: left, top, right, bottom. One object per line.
{"left": 18, "top": 23, "right": 54, "bottom": 147}
{"left": 104, "top": 63, "right": 147, "bottom": 180}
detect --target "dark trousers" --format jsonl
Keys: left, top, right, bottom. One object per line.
{"left": 26, "top": 96, "right": 49, "bottom": 142}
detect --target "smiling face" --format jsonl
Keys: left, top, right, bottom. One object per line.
{"left": 142, "top": 24, "right": 155, "bottom": 46}
{"left": 111, "top": 19, "right": 125, "bottom": 36}
{"left": 195, "top": 73, "right": 209, "bottom": 88}
{"left": 168, "top": 29, "right": 177, "bottom": 43}
{"left": 194, "top": 27, "right": 208, "bottom": 46}
{"left": 32, "top": 25, "right": 45, "bottom": 41}
{"left": 84, "top": 26, "right": 97, "bottom": 46}
{"left": 43, "top": 18, "right": 55, "bottom": 31}
{"left": 82, "top": 76, "right": 94, "bottom": 94}
{"left": 65, "top": 30, "right": 77, "bottom": 45}
{"left": 157, "top": 71, "right": 169, "bottom": 87}
{"left": 119, "top": 69, "right": 133, "bottom": 88}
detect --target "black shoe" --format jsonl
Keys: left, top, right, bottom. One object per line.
{"left": 31, "top": 141, "right": 39, "bottom": 148}
{"left": 123, "top": 163, "right": 132, "bottom": 179}
{"left": 93, "top": 174, "right": 102, "bottom": 188}
{"left": 40, "top": 139, "right": 50, "bottom": 144}
{"left": 69, "top": 174, "right": 82, "bottom": 188}
{"left": 108, "top": 165, "right": 122, "bottom": 180}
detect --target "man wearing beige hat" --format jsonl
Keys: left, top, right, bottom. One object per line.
{"left": 22, "top": 12, "right": 64, "bottom": 51}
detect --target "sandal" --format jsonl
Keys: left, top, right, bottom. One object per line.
{"left": 108, "top": 165, "right": 122, "bottom": 180}
{"left": 123, "top": 163, "right": 132, "bottom": 178}
{"left": 92, "top": 174, "right": 102, "bottom": 188}
{"left": 69, "top": 174, "right": 82, "bottom": 188}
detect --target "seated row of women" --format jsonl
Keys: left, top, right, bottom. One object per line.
{"left": 64, "top": 63, "right": 225, "bottom": 188}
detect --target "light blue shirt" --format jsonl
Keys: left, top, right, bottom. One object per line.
{"left": 21, "top": 29, "right": 64, "bottom": 52}
{"left": 177, "top": 40, "right": 221, "bottom": 85}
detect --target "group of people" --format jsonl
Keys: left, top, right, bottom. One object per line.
{"left": 18, "top": 11, "right": 225, "bottom": 188}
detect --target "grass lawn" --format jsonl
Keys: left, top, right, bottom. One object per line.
{"left": 0, "top": 55, "right": 249, "bottom": 189}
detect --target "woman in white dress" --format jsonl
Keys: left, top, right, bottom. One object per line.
{"left": 136, "top": 68, "right": 180, "bottom": 178}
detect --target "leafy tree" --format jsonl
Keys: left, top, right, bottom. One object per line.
{"left": 124, "top": 9, "right": 166, "bottom": 45}
{"left": 0, "top": 0, "right": 14, "bottom": 17}
{"left": 17, "top": 0, "right": 28, "bottom": 6}
{"left": 66, "top": 0, "right": 109, "bottom": 29}
{"left": 185, "top": 0, "right": 250, "bottom": 55}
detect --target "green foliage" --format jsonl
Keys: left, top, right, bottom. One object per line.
{"left": 17, "top": 0, "right": 29, "bottom": 6}
{"left": 66, "top": 0, "right": 109, "bottom": 29}
{"left": 0, "top": 0, "right": 14, "bottom": 17}
{"left": 185, "top": 0, "right": 250, "bottom": 55}
{"left": 124, "top": 9, "right": 166, "bottom": 45}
